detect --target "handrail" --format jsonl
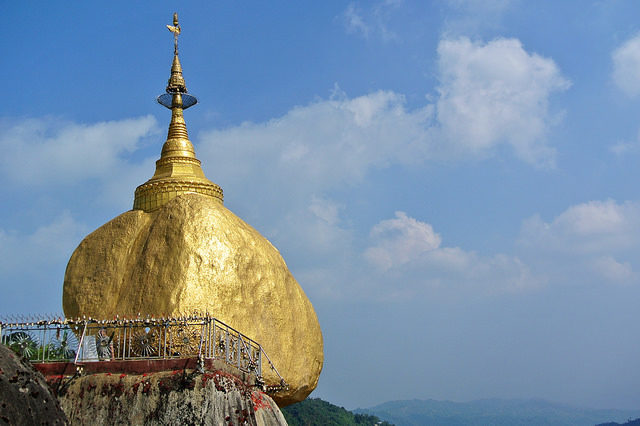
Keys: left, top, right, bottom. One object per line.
{"left": 259, "top": 343, "right": 287, "bottom": 390}
{"left": 0, "top": 314, "right": 288, "bottom": 392}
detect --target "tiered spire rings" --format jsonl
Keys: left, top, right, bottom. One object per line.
{"left": 133, "top": 13, "right": 223, "bottom": 212}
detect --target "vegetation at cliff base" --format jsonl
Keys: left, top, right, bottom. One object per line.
{"left": 282, "top": 398, "right": 393, "bottom": 426}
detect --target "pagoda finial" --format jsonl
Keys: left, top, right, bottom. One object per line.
{"left": 167, "top": 12, "right": 181, "bottom": 55}
{"left": 164, "top": 12, "right": 189, "bottom": 96}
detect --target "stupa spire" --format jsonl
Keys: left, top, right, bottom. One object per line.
{"left": 133, "top": 13, "right": 223, "bottom": 212}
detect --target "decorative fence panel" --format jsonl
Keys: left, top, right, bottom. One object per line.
{"left": 0, "top": 315, "right": 281, "bottom": 387}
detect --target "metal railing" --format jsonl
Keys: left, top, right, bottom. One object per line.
{"left": 0, "top": 314, "right": 286, "bottom": 388}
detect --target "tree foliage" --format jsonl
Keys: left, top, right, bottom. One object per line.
{"left": 282, "top": 398, "right": 393, "bottom": 426}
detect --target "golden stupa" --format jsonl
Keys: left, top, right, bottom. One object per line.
{"left": 62, "top": 13, "right": 323, "bottom": 406}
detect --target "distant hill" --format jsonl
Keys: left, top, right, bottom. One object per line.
{"left": 355, "top": 399, "right": 640, "bottom": 426}
{"left": 282, "top": 398, "right": 393, "bottom": 426}
{"left": 597, "top": 419, "right": 640, "bottom": 426}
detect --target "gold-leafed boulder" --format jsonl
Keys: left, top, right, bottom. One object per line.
{"left": 62, "top": 13, "right": 323, "bottom": 406}
{"left": 63, "top": 193, "right": 323, "bottom": 405}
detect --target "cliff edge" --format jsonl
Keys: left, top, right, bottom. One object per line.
{"left": 0, "top": 344, "right": 68, "bottom": 425}
{"left": 50, "top": 366, "right": 287, "bottom": 425}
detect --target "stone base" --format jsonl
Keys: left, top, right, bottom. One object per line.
{"left": 47, "top": 365, "right": 287, "bottom": 425}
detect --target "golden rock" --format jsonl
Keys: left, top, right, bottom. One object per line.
{"left": 62, "top": 13, "right": 323, "bottom": 406}
{"left": 63, "top": 194, "right": 323, "bottom": 405}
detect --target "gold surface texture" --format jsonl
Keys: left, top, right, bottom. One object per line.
{"left": 63, "top": 13, "right": 323, "bottom": 406}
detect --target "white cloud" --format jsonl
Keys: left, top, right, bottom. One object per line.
{"left": 282, "top": 196, "right": 352, "bottom": 259}
{"left": 198, "top": 90, "right": 433, "bottom": 200}
{"left": 0, "top": 115, "right": 158, "bottom": 186}
{"left": 612, "top": 33, "right": 640, "bottom": 96}
{"left": 364, "top": 211, "right": 538, "bottom": 294}
{"left": 340, "top": 0, "right": 401, "bottom": 41}
{"left": 365, "top": 211, "right": 441, "bottom": 269}
{"left": 519, "top": 200, "right": 640, "bottom": 285}
{"left": 343, "top": 3, "right": 370, "bottom": 38}
{"left": 309, "top": 196, "right": 342, "bottom": 226}
{"left": 610, "top": 128, "right": 640, "bottom": 156}
{"left": 360, "top": 200, "right": 639, "bottom": 296}
{"left": 610, "top": 140, "right": 637, "bottom": 155}
{"left": 200, "top": 36, "right": 569, "bottom": 203}
{"left": 554, "top": 200, "right": 630, "bottom": 236}
{"left": 445, "top": 0, "right": 512, "bottom": 15}
{"left": 0, "top": 212, "right": 89, "bottom": 312}
{"left": 100, "top": 156, "right": 157, "bottom": 210}
{"left": 443, "top": 0, "right": 514, "bottom": 35}
{"left": 592, "top": 256, "right": 633, "bottom": 283}
{"left": 520, "top": 200, "right": 640, "bottom": 254}
{"left": 435, "top": 37, "right": 570, "bottom": 165}
{"left": 0, "top": 212, "right": 87, "bottom": 271}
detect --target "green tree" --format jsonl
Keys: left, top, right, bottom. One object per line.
{"left": 282, "top": 398, "right": 393, "bottom": 426}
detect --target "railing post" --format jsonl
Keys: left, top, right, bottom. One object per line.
{"left": 206, "top": 319, "right": 210, "bottom": 358}
{"left": 118, "top": 324, "right": 123, "bottom": 360}
{"left": 207, "top": 319, "right": 212, "bottom": 358}
{"left": 166, "top": 321, "right": 170, "bottom": 358}
{"left": 128, "top": 322, "right": 133, "bottom": 359}
{"left": 122, "top": 324, "right": 127, "bottom": 360}
{"left": 225, "top": 329, "right": 230, "bottom": 363}
{"left": 198, "top": 323, "right": 205, "bottom": 359}
{"left": 168, "top": 321, "right": 173, "bottom": 358}
{"left": 210, "top": 320, "right": 214, "bottom": 359}
{"left": 74, "top": 322, "right": 88, "bottom": 364}
{"left": 212, "top": 320, "right": 217, "bottom": 359}
{"left": 41, "top": 325, "right": 46, "bottom": 362}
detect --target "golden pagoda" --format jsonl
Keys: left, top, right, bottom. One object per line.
{"left": 62, "top": 13, "right": 323, "bottom": 406}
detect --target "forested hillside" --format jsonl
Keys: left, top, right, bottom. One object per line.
{"left": 282, "top": 398, "right": 393, "bottom": 426}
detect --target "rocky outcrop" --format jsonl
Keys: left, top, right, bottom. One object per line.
{"left": 53, "top": 368, "right": 287, "bottom": 425}
{"left": 0, "top": 344, "right": 67, "bottom": 425}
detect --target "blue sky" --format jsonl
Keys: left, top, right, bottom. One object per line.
{"left": 2, "top": 0, "right": 640, "bottom": 411}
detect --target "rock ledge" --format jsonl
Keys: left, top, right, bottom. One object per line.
{"left": 51, "top": 367, "right": 287, "bottom": 425}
